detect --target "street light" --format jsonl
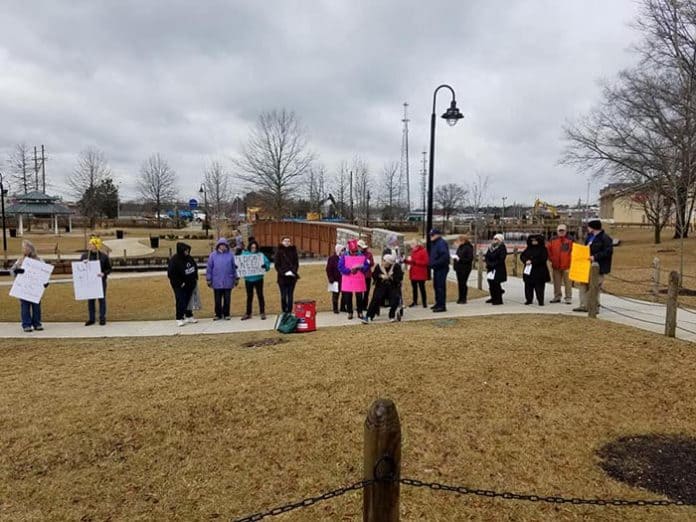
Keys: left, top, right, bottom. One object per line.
{"left": 501, "top": 196, "right": 507, "bottom": 233}
{"left": 198, "top": 184, "right": 208, "bottom": 238}
{"left": 0, "top": 171, "right": 7, "bottom": 256}
{"left": 426, "top": 84, "right": 463, "bottom": 253}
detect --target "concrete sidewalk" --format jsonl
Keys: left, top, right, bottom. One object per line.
{"left": 2, "top": 275, "right": 695, "bottom": 342}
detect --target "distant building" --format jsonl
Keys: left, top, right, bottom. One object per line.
{"left": 599, "top": 183, "right": 648, "bottom": 224}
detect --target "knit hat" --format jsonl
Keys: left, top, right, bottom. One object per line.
{"left": 587, "top": 219, "right": 602, "bottom": 230}
{"left": 429, "top": 228, "right": 442, "bottom": 236}
{"left": 493, "top": 233, "right": 505, "bottom": 242}
{"left": 335, "top": 244, "right": 344, "bottom": 255}
{"left": 383, "top": 254, "right": 396, "bottom": 265}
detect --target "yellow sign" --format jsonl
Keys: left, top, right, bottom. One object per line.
{"left": 569, "top": 243, "right": 591, "bottom": 283}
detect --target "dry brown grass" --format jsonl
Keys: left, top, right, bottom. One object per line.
{"left": 0, "top": 265, "right": 471, "bottom": 322}
{"left": 0, "top": 316, "right": 694, "bottom": 521}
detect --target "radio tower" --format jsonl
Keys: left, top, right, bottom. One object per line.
{"left": 399, "top": 102, "right": 411, "bottom": 211}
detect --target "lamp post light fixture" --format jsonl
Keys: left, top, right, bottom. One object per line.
{"left": 198, "top": 184, "right": 209, "bottom": 238}
{"left": 426, "top": 84, "right": 463, "bottom": 253}
{"left": 0, "top": 171, "right": 7, "bottom": 255}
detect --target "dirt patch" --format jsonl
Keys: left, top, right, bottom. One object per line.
{"left": 597, "top": 434, "right": 696, "bottom": 503}
{"left": 240, "top": 337, "right": 288, "bottom": 348}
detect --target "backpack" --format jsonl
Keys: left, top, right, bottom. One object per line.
{"left": 276, "top": 312, "right": 299, "bottom": 334}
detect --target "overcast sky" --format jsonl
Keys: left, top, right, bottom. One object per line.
{"left": 0, "top": 0, "right": 642, "bottom": 206}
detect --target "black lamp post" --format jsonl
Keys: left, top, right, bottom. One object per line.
{"left": 426, "top": 84, "right": 464, "bottom": 253}
{"left": 198, "top": 184, "right": 209, "bottom": 238}
{"left": 0, "top": 171, "right": 7, "bottom": 255}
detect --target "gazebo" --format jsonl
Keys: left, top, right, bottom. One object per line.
{"left": 5, "top": 191, "right": 73, "bottom": 235}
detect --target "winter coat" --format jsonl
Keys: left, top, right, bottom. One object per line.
{"left": 206, "top": 238, "right": 238, "bottom": 289}
{"left": 520, "top": 236, "right": 550, "bottom": 284}
{"left": 274, "top": 244, "right": 299, "bottom": 282}
{"left": 326, "top": 254, "right": 341, "bottom": 284}
{"left": 428, "top": 237, "right": 450, "bottom": 272}
{"left": 79, "top": 250, "right": 112, "bottom": 280}
{"left": 484, "top": 243, "right": 508, "bottom": 283}
{"left": 404, "top": 244, "right": 429, "bottom": 281}
{"left": 586, "top": 230, "right": 614, "bottom": 275}
{"left": 372, "top": 262, "right": 404, "bottom": 290}
{"left": 453, "top": 242, "right": 474, "bottom": 273}
{"left": 242, "top": 249, "right": 270, "bottom": 283}
{"left": 168, "top": 242, "right": 199, "bottom": 289}
{"left": 363, "top": 250, "right": 375, "bottom": 277}
{"left": 546, "top": 235, "right": 573, "bottom": 271}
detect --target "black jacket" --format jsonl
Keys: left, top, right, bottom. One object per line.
{"left": 80, "top": 250, "right": 112, "bottom": 280}
{"left": 372, "top": 263, "right": 403, "bottom": 290}
{"left": 453, "top": 242, "right": 474, "bottom": 273}
{"left": 484, "top": 243, "right": 508, "bottom": 282}
{"left": 167, "top": 242, "right": 198, "bottom": 288}
{"left": 520, "top": 235, "right": 550, "bottom": 284}
{"left": 586, "top": 230, "right": 613, "bottom": 275}
{"left": 274, "top": 244, "right": 299, "bottom": 282}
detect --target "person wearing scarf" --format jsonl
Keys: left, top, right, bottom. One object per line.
{"left": 484, "top": 233, "right": 508, "bottom": 305}
{"left": 520, "top": 234, "right": 550, "bottom": 306}
{"left": 362, "top": 254, "right": 404, "bottom": 323}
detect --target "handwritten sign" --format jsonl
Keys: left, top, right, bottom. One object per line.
{"left": 569, "top": 243, "right": 591, "bottom": 283}
{"left": 9, "top": 258, "right": 54, "bottom": 304}
{"left": 341, "top": 255, "right": 366, "bottom": 293}
{"left": 237, "top": 253, "right": 266, "bottom": 278}
{"left": 71, "top": 260, "right": 104, "bottom": 300}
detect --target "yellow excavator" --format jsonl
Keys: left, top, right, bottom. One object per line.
{"left": 532, "top": 198, "right": 559, "bottom": 222}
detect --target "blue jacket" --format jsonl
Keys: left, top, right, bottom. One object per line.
{"left": 241, "top": 249, "right": 271, "bottom": 283}
{"left": 206, "top": 238, "right": 238, "bottom": 289}
{"left": 429, "top": 237, "right": 450, "bottom": 271}
{"left": 586, "top": 230, "right": 613, "bottom": 275}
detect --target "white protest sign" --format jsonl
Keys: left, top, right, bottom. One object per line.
{"left": 9, "top": 257, "right": 54, "bottom": 304}
{"left": 236, "top": 253, "right": 266, "bottom": 278}
{"left": 71, "top": 260, "right": 104, "bottom": 300}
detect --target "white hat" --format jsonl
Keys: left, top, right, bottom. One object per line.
{"left": 493, "top": 233, "right": 504, "bottom": 242}
{"left": 335, "top": 244, "right": 344, "bottom": 255}
{"left": 383, "top": 254, "right": 396, "bottom": 265}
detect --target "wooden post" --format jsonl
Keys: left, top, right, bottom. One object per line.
{"left": 123, "top": 249, "right": 127, "bottom": 259}
{"left": 477, "top": 250, "right": 483, "bottom": 290}
{"left": 587, "top": 263, "right": 600, "bottom": 318}
{"left": 665, "top": 270, "right": 679, "bottom": 338}
{"left": 512, "top": 247, "right": 518, "bottom": 277}
{"left": 652, "top": 257, "right": 661, "bottom": 301}
{"left": 363, "top": 399, "right": 401, "bottom": 522}
{"left": 168, "top": 247, "right": 173, "bottom": 257}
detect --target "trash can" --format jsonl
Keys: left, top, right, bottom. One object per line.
{"left": 149, "top": 235, "right": 160, "bottom": 248}
{"left": 116, "top": 230, "right": 124, "bottom": 239}
{"left": 9, "top": 228, "right": 16, "bottom": 238}
{"left": 294, "top": 300, "right": 316, "bottom": 332}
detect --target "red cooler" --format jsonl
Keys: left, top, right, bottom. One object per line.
{"left": 294, "top": 300, "right": 316, "bottom": 332}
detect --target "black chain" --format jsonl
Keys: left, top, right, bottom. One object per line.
{"left": 399, "top": 477, "right": 689, "bottom": 507}
{"left": 232, "top": 479, "right": 374, "bottom": 522}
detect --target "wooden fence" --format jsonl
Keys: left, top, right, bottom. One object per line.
{"left": 252, "top": 221, "right": 339, "bottom": 257}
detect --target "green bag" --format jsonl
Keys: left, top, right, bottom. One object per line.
{"left": 276, "top": 312, "right": 299, "bottom": 334}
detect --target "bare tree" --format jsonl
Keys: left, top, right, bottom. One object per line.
{"left": 352, "top": 156, "right": 372, "bottom": 222}
{"left": 234, "top": 109, "right": 315, "bottom": 218}
{"left": 435, "top": 183, "right": 468, "bottom": 229}
{"left": 630, "top": 180, "right": 674, "bottom": 243}
{"left": 466, "top": 173, "right": 490, "bottom": 249}
{"left": 380, "top": 161, "right": 401, "bottom": 220}
{"left": 307, "top": 163, "right": 327, "bottom": 212}
{"left": 7, "top": 143, "right": 31, "bottom": 194}
{"left": 203, "top": 160, "right": 232, "bottom": 234}
{"left": 68, "top": 147, "right": 111, "bottom": 228}
{"left": 331, "top": 160, "right": 350, "bottom": 218}
{"left": 138, "top": 153, "right": 178, "bottom": 227}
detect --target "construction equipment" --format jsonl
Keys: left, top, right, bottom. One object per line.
{"left": 532, "top": 198, "right": 559, "bottom": 222}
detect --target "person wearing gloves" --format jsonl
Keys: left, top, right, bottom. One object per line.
{"left": 326, "top": 244, "right": 344, "bottom": 314}
{"left": 452, "top": 234, "right": 474, "bottom": 304}
{"left": 274, "top": 236, "right": 300, "bottom": 314}
{"left": 10, "top": 240, "right": 47, "bottom": 332}
{"left": 168, "top": 242, "right": 199, "bottom": 327}
{"left": 241, "top": 240, "right": 271, "bottom": 320}
{"left": 80, "top": 236, "right": 112, "bottom": 326}
{"left": 520, "top": 234, "right": 550, "bottom": 306}
{"left": 428, "top": 228, "right": 450, "bottom": 312}
{"left": 206, "top": 237, "right": 238, "bottom": 321}
{"left": 404, "top": 239, "right": 429, "bottom": 308}
{"left": 339, "top": 238, "right": 370, "bottom": 320}
{"left": 484, "top": 233, "right": 508, "bottom": 305}
{"left": 362, "top": 254, "right": 404, "bottom": 323}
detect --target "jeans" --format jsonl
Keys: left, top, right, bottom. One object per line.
{"left": 432, "top": 268, "right": 448, "bottom": 309}
{"left": 278, "top": 277, "right": 296, "bottom": 314}
{"left": 214, "top": 288, "right": 232, "bottom": 318}
{"left": 245, "top": 280, "right": 265, "bottom": 315}
{"left": 20, "top": 300, "right": 42, "bottom": 329}
{"left": 87, "top": 279, "right": 107, "bottom": 322}
{"left": 455, "top": 267, "right": 472, "bottom": 302}
{"left": 410, "top": 280, "right": 427, "bottom": 306}
{"left": 174, "top": 285, "right": 194, "bottom": 320}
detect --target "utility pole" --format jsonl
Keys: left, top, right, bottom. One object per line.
{"left": 33, "top": 146, "right": 39, "bottom": 191}
{"left": 400, "top": 102, "right": 411, "bottom": 212}
{"left": 41, "top": 145, "right": 46, "bottom": 193}
{"left": 349, "top": 170, "right": 354, "bottom": 223}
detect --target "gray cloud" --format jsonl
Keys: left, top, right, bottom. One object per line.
{"left": 0, "top": 0, "right": 641, "bottom": 205}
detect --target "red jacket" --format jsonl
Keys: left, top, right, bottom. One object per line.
{"left": 405, "top": 245, "right": 429, "bottom": 281}
{"left": 546, "top": 236, "right": 573, "bottom": 270}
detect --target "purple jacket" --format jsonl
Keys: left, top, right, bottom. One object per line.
{"left": 206, "top": 238, "right": 238, "bottom": 289}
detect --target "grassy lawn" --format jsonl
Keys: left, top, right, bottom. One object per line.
{"left": 0, "top": 265, "right": 471, "bottom": 322}
{"left": 1, "top": 315, "right": 694, "bottom": 520}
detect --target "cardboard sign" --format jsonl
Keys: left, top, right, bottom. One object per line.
{"left": 71, "top": 260, "right": 104, "bottom": 300}
{"left": 9, "top": 258, "right": 54, "bottom": 304}
{"left": 237, "top": 253, "right": 266, "bottom": 278}
{"left": 569, "top": 243, "right": 591, "bottom": 283}
{"left": 341, "top": 255, "right": 366, "bottom": 292}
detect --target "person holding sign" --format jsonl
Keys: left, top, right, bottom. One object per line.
{"left": 9, "top": 240, "right": 48, "bottom": 332}
{"left": 206, "top": 238, "right": 238, "bottom": 321}
{"left": 168, "top": 242, "right": 199, "bottom": 327}
{"left": 326, "top": 244, "right": 344, "bottom": 314}
{"left": 80, "top": 237, "right": 112, "bottom": 326}
{"left": 274, "top": 236, "right": 299, "bottom": 314}
{"left": 484, "top": 234, "right": 507, "bottom": 305}
{"left": 520, "top": 234, "right": 550, "bottom": 306}
{"left": 241, "top": 240, "right": 270, "bottom": 320}
{"left": 573, "top": 220, "right": 613, "bottom": 312}
{"left": 339, "top": 239, "right": 370, "bottom": 320}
